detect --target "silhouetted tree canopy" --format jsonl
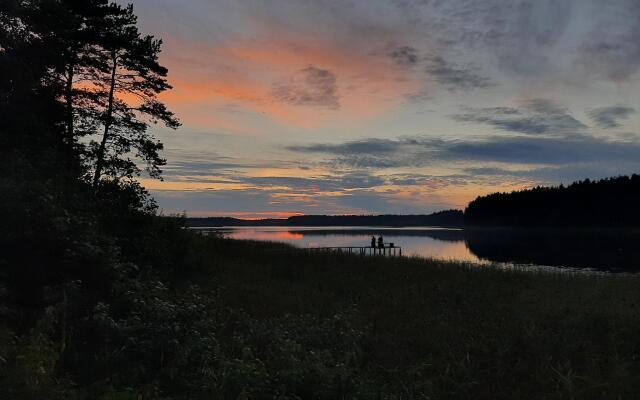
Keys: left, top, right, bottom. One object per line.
{"left": 464, "top": 175, "right": 640, "bottom": 226}
{"left": 0, "top": 2, "right": 187, "bottom": 397}
{"left": 4, "top": 0, "right": 179, "bottom": 186}
{"left": 89, "top": 3, "right": 180, "bottom": 185}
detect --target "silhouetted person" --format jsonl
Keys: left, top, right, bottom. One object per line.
{"left": 378, "top": 236, "right": 384, "bottom": 249}
{"left": 371, "top": 236, "right": 376, "bottom": 248}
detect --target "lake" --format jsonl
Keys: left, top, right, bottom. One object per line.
{"left": 194, "top": 226, "right": 640, "bottom": 272}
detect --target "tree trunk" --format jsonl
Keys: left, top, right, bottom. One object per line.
{"left": 60, "top": 288, "right": 67, "bottom": 355}
{"left": 93, "top": 51, "right": 118, "bottom": 186}
{"left": 64, "top": 60, "right": 75, "bottom": 145}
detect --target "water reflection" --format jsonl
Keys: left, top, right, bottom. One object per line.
{"left": 464, "top": 228, "right": 640, "bottom": 272}
{"left": 196, "top": 226, "right": 640, "bottom": 272}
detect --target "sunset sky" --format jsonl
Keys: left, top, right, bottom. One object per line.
{"left": 128, "top": 0, "right": 640, "bottom": 218}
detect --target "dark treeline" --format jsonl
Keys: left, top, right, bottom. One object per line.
{"left": 192, "top": 172, "right": 640, "bottom": 230}
{"left": 187, "top": 217, "right": 287, "bottom": 227}
{"left": 187, "top": 210, "right": 465, "bottom": 227}
{"left": 465, "top": 175, "right": 640, "bottom": 226}
{"left": 0, "top": 1, "right": 231, "bottom": 398}
{"left": 288, "top": 210, "right": 464, "bottom": 226}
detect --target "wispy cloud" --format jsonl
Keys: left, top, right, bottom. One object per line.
{"left": 288, "top": 134, "right": 640, "bottom": 166}
{"left": 465, "top": 162, "right": 640, "bottom": 182}
{"left": 287, "top": 137, "right": 442, "bottom": 169}
{"left": 452, "top": 99, "right": 587, "bottom": 135}
{"left": 577, "top": 1, "right": 640, "bottom": 81}
{"left": 242, "top": 172, "right": 385, "bottom": 191}
{"left": 386, "top": 44, "right": 493, "bottom": 92}
{"left": 424, "top": 55, "right": 494, "bottom": 92}
{"left": 445, "top": 136, "right": 640, "bottom": 164}
{"left": 587, "top": 106, "right": 636, "bottom": 129}
{"left": 388, "top": 45, "right": 419, "bottom": 67}
{"left": 287, "top": 138, "right": 402, "bottom": 155}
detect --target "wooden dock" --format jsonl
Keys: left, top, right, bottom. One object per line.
{"left": 307, "top": 246, "right": 402, "bottom": 257}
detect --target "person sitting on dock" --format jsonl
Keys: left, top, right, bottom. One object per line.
{"left": 377, "top": 236, "right": 384, "bottom": 249}
{"left": 371, "top": 236, "right": 376, "bottom": 248}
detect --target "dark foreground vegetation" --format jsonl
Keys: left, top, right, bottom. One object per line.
{"left": 5, "top": 185, "right": 639, "bottom": 395}
{"left": 465, "top": 175, "right": 640, "bottom": 226}
{"left": 4, "top": 228, "right": 640, "bottom": 399}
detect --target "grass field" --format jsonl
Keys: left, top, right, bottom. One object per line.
{"left": 178, "top": 235, "right": 640, "bottom": 399}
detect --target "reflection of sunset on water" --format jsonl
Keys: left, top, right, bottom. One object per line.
{"left": 227, "top": 229, "right": 304, "bottom": 241}
{"left": 213, "top": 227, "right": 483, "bottom": 263}
{"left": 407, "top": 240, "right": 479, "bottom": 262}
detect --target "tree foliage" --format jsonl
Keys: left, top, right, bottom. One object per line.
{"left": 90, "top": 3, "right": 180, "bottom": 185}
{"left": 464, "top": 175, "right": 640, "bottom": 226}
{"left": 0, "top": 1, "right": 186, "bottom": 398}
{"left": 6, "top": 0, "right": 180, "bottom": 185}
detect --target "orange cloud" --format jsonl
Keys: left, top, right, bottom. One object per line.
{"left": 187, "top": 211, "right": 304, "bottom": 219}
{"left": 137, "top": 178, "right": 252, "bottom": 192}
{"left": 160, "top": 33, "right": 424, "bottom": 130}
{"left": 368, "top": 178, "right": 534, "bottom": 211}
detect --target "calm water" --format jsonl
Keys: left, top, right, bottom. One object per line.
{"left": 195, "top": 226, "right": 640, "bottom": 272}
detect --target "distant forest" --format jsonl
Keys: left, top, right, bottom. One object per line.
{"left": 464, "top": 175, "right": 640, "bottom": 226}
{"left": 189, "top": 175, "right": 640, "bottom": 228}
{"left": 187, "top": 210, "right": 465, "bottom": 227}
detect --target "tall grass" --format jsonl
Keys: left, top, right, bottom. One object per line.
{"left": 189, "top": 236, "right": 640, "bottom": 399}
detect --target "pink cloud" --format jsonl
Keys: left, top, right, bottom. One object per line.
{"left": 159, "top": 31, "right": 424, "bottom": 130}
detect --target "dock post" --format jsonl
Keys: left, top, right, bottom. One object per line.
{"left": 306, "top": 246, "right": 402, "bottom": 256}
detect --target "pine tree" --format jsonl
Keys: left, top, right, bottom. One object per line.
{"left": 21, "top": 0, "right": 114, "bottom": 153}
{"left": 90, "top": 4, "right": 180, "bottom": 185}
